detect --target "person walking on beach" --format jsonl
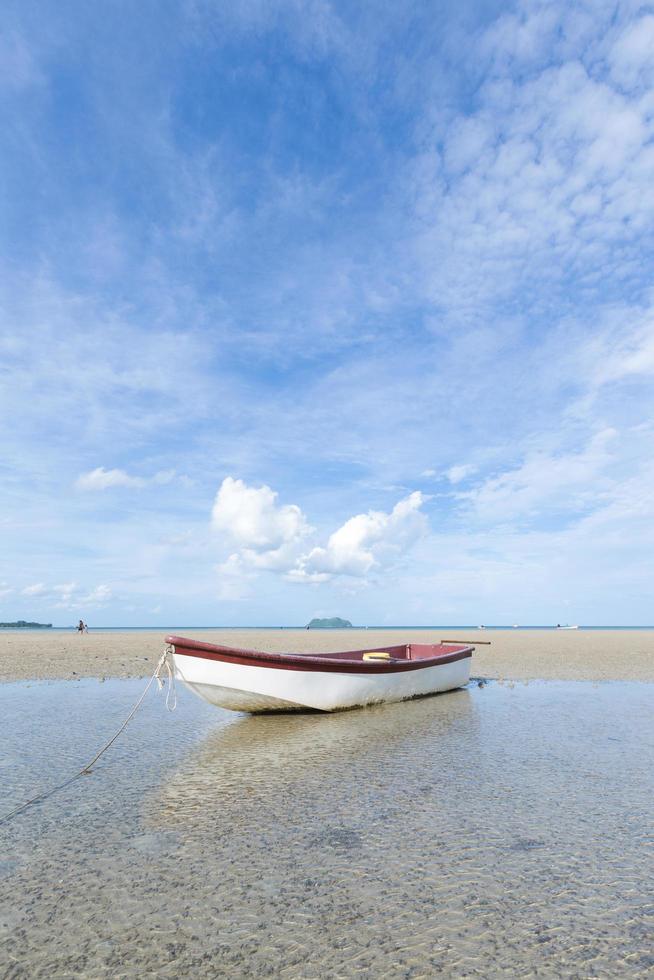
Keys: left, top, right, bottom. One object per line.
{"left": 77, "top": 620, "right": 88, "bottom": 634}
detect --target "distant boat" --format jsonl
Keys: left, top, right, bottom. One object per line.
{"left": 164, "top": 635, "right": 475, "bottom": 713}
{"left": 512, "top": 624, "right": 519, "bottom": 629}
{"left": 556, "top": 624, "right": 579, "bottom": 630}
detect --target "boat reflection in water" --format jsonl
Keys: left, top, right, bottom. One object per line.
{"left": 145, "top": 685, "right": 477, "bottom": 834}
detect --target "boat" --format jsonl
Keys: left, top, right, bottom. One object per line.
{"left": 164, "top": 635, "right": 475, "bottom": 713}
{"left": 556, "top": 624, "right": 579, "bottom": 630}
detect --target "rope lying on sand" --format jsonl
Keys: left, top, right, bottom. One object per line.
{"left": 0, "top": 648, "right": 177, "bottom": 826}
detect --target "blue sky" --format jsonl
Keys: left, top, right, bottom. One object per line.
{"left": 2, "top": 0, "right": 654, "bottom": 626}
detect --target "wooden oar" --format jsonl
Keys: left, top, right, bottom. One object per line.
{"left": 441, "top": 638, "right": 492, "bottom": 644}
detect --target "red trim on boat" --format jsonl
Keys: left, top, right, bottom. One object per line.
{"left": 165, "top": 635, "right": 474, "bottom": 674}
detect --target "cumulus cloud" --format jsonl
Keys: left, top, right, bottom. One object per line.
{"left": 211, "top": 477, "right": 312, "bottom": 571}
{"left": 291, "top": 492, "right": 428, "bottom": 581}
{"left": 210, "top": 480, "right": 429, "bottom": 586}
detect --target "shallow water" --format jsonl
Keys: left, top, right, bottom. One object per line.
{"left": 1, "top": 679, "right": 652, "bottom": 978}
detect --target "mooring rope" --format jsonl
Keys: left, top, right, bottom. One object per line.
{"left": 0, "top": 647, "right": 177, "bottom": 826}
{"left": 156, "top": 645, "right": 177, "bottom": 711}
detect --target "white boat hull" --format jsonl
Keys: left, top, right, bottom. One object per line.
{"left": 172, "top": 651, "right": 472, "bottom": 713}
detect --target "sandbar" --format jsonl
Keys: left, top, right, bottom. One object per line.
{"left": 1, "top": 628, "right": 653, "bottom": 682}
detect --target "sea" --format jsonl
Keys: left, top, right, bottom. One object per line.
{"left": 2, "top": 624, "right": 654, "bottom": 632}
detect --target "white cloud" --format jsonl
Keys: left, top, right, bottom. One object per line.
{"left": 458, "top": 429, "right": 617, "bottom": 523}
{"left": 18, "top": 581, "right": 113, "bottom": 608}
{"left": 21, "top": 583, "right": 47, "bottom": 596}
{"left": 215, "top": 555, "right": 254, "bottom": 601}
{"left": 52, "top": 582, "right": 78, "bottom": 605}
{"left": 608, "top": 15, "right": 654, "bottom": 90}
{"left": 481, "top": 5, "right": 561, "bottom": 67}
{"left": 443, "top": 117, "right": 494, "bottom": 175}
{"left": 409, "top": 5, "right": 654, "bottom": 320}
{"left": 152, "top": 469, "right": 177, "bottom": 485}
{"left": 76, "top": 467, "right": 146, "bottom": 491}
{"left": 210, "top": 481, "right": 429, "bottom": 585}
{"left": 593, "top": 315, "right": 654, "bottom": 386}
{"left": 81, "top": 584, "right": 112, "bottom": 605}
{"left": 292, "top": 491, "right": 428, "bottom": 580}
{"left": 446, "top": 464, "right": 477, "bottom": 484}
{"left": 75, "top": 466, "right": 189, "bottom": 491}
{"left": 211, "top": 477, "right": 313, "bottom": 571}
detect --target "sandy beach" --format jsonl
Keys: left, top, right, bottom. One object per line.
{"left": 1, "top": 627, "right": 653, "bottom": 683}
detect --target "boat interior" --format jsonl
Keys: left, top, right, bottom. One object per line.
{"left": 317, "top": 643, "right": 464, "bottom": 663}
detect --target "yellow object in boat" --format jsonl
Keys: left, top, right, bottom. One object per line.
{"left": 362, "top": 652, "right": 391, "bottom": 661}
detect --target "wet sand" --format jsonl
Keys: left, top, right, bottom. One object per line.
{"left": 1, "top": 628, "right": 653, "bottom": 682}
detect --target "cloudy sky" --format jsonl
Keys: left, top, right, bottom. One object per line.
{"left": 2, "top": 0, "right": 653, "bottom": 626}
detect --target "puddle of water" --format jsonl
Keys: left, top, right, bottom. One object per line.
{"left": 1, "top": 679, "right": 652, "bottom": 977}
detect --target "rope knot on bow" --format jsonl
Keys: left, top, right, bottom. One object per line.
{"left": 155, "top": 644, "right": 177, "bottom": 711}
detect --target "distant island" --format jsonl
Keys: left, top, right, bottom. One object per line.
{"left": 306, "top": 617, "right": 353, "bottom": 629}
{"left": 0, "top": 620, "right": 53, "bottom": 629}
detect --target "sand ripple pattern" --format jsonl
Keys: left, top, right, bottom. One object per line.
{"left": 0, "top": 679, "right": 652, "bottom": 977}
